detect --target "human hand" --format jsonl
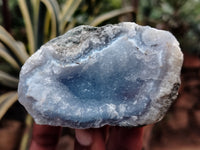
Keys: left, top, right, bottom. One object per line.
{"left": 29, "top": 123, "right": 143, "bottom": 150}
{"left": 29, "top": 124, "right": 62, "bottom": 150}
{"left": 75, "top": 126, "right": 143, "bottom": 150}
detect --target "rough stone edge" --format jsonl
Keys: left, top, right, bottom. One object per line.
{"left": 18, "top": 22, "right": 183, "bottom": 128}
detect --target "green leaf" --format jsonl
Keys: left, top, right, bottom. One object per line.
{"left": 18, "top": 0, "right": 35, "bottom": 54}
{"left": 0, "top": 71, "right": 19, "bottom": 88}
{"left": 64, "top": 18, "right": 77, "bottom": 33}
{"left": 89, "top": 6, "right": 134, "bottom": 26}
{"left": 17, "top": 41, "right": 28, "bottom": 56}
{"left": 0, "top": 43, "right": 20, "bottom": 70}
{"left": 31, "top": 0, "right": 40, "bottom": 50}
{"left": 43, "top": 11, "right": 51, "bottom": 43}
{"left": 40, "top": 0, "right": 60, "bottom": 39}
{"left": 60, "top": 0, "right": 73, "bottom": 17}
{"left": 0, "top": 26, "right": 29, "bottom": 64}
{"left": 0, "top": 92, "right": 18, "bottom": 120}
{"left": 60, "top": 0, "right": 82, "bottom": 33}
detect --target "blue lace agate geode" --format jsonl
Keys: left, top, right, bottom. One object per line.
{"left": 18, "top": 22, "right": 183, "bottom": 128}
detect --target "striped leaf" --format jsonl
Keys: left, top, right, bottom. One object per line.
{"left": 31, "top": 0, "right": 40, "bottom": 50}
{"left": 0, "top": 43, "right": 20, "bottom": 70}
{"left": 0, "top": 71, "right": 19, "bottom": 88}
{"left": 43, "top": 11, "right": 51, "bottom": 43}
{"left": 0, "top": 26, "right": 29, "bottom": 64}
{"left": 40, "top": 0, "right": 60, "bottom": 39}
{"left": 60, "top": 0, "right": 82, "bottom": 33}
{"left": 0, "top": 92, "right": 18, "bottom": 120}
{"left": 89, "top": 6, "right": 134, "bottom": 26}
{"left": 60, "top": 0, "right": 73, "bottom": 18}
{"left": 18, "top": 0, "right": 35, "bottom": 54}
{"left": 17, "top": 41, "right": 28, "bottom": 56}
{"left": 64, "top": 18, "right": 77, "bottom": 33}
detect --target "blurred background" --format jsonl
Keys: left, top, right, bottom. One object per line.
{"left": 0, "top": 0, "right": 200, "bottom": 150}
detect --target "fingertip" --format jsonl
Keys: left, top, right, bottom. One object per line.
{"left": 75, "top": 129, "right": 93, "bottom": 146}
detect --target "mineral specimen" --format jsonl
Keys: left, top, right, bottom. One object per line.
{"left": 18, "top": 22, "right": 183, "bottom": 128}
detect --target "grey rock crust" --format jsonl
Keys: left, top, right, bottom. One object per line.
{"left": 18, "top": 22, "right": 183, "bottom": 128}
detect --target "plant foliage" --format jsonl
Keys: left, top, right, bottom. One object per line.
{"left": 0, "top": 0, "right": 134, "bottom": 119}
{"left": 0, "top": 0, "right": 134, "bottom": 149}
{"left": 1, "top": 0, "right": 199, "bottom": 149}
{"left": 138, "top": 0, "right": 200, "bottom": 54}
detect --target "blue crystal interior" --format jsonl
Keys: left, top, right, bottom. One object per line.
{"left": 57, "top": 37, "right": 157, "bottom": 118}
{"left": 60, "top": 74, "right": 144, "bottom": 101}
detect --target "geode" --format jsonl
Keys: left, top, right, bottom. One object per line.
{"left": 18, "top": 22, "right": 183, "bottom": 128}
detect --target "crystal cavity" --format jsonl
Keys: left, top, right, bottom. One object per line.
{"left": 18, "top": 22, "right": 183, "bottom": 128}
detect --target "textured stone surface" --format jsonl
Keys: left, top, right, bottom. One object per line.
{"left": 18, "top": 22, "right": 183, "bottom": 128}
